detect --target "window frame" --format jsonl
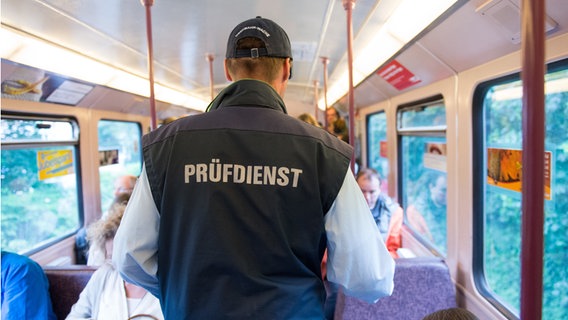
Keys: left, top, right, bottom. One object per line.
{"left": 396, "top": 94, "right": 447, "bottom": 257}
{"left": 366, "top": 110, "right": 389, "bottom": 189}
{"left": 472, "top": 58, "right": 568, "bottom": 320}
{"left": 97, "top": 119, "right": 143, "bottom": 215}
{"left": 0, "top": 113, "right": 84, "bottom": 255}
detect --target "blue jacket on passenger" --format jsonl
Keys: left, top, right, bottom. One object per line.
{"left": 1, "top": 251, "right": 56, "bottom": 320}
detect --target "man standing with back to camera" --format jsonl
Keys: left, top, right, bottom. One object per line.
{"left": 113, "top": 16, "right": 394, "bottom": 319}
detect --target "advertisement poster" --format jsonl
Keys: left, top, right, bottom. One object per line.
{"left": 37, "top": 150, "right": 74, "bottom": 180}
{"left": 1, "top": 62, "right": 93, "bottom": 105}
{"left": 423, "top": 142, "right": 447, "bottom": 172}
{"left": 487, "top": 148, "right": 552, "bottom": 200}
{"left": 380, "top": 140, "right": 388, "bottom": 158}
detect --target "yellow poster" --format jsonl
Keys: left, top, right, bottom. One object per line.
{"left": 37, "top": 150, "right": 74, "bottom": 180}
{"left": 487, "top": 148, "right": 551, "bottom": 200}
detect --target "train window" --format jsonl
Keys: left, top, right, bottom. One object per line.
{"left": 1, "top": 116, "right": 81, "bottom": 254}
{"left": 98, "top": 120, "right": 142, "bottom": 213}
{"left": 473, "top": 60, "right": 568, "bottom": 319}
{"left": 367, "top": 111, "right": 390, "bottom": 191}
{"left": 397, "top": 95, "right": 447, "bottom": 256}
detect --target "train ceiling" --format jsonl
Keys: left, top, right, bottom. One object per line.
{"left": 2, "top": 0, "right": 567, "bottom": 118}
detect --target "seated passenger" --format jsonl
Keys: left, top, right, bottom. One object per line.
{"left": 76, "top": 175, "right": 138, "bottom": 265}
{"left": 1, "top": 251, "right": 56, "bottom": 320}
{"left": 298, "top": 113, "right": 321, "bottom": 127}
{"left": 406, "top": 171, "right": 447, "bottom": 252}
{"left": 320, "top": 169, "right": 400, "bottom": 314}
{"left": 422, "top": 307, "right": 479, "bottom": 320}
{"left": 356, "top": 168, "right": 404, "bottom": 258}
{"left": 86, "top": 192, "right": 131, "bottom": 266}
{"left": 66, "top": 202, "right": 163, "bottom": 320}
{"left": 112, "top": 175, "right": 138, "bottom": 198}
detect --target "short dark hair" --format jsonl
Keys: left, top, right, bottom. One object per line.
{"left": 226, "top": 37, "right": 289, "bottom": 83}
{"left": 356, "top": 168, "right": 382, "bottom": 184}
{"left": 326, "top": 107, "right": 340, "bottom": 116}
{"left": 422, "top": 308, "right": 479, "bottom": 320}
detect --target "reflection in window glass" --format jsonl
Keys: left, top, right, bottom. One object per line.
{"left": 98, "top": 120, "right": 142, "bottom": 213}
{"left": 1, "top": 119, "right": 77, "bottom": 143}
{"left": 1, "top": 118, "right": 80, "bottom": 253}
{"left": 401, "top": 136, "right": 447, "bottom": 255}
{"left": 481, "top": 65, "right": 568, "bottom": 319}
{"left": 399, "top": 103, "right": 446, "bottom": 128}
{"left": 367, "top": 112, "right": 389, "bottom": 191}
{"left": 399, "top": 99, "right": 447, "bottom": 256}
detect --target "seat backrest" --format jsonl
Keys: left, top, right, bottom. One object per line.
{"left": 44, "top": 265, "right": 96, "bottom": 320}
{"left": 334, "top": 257, "right": 456, "bottom": 320}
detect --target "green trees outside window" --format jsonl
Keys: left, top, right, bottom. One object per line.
{"left": 479, "top": 64, "right": 568, "bottom": 319}
{"left": 1, "top": 117, "right": 80, "bottom": 254}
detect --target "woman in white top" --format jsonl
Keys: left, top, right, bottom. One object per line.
{"left": 67, "top": 202, "right": 163, "bottom": 320}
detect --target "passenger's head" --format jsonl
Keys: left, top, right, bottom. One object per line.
{"left": 162, "top": 116, "right": 180, "bottom": 126}
{"left": 356, "top": 168, "right": 382, "bottom": 209}
{"left": 298, "top": 113, "right": 320, "bottom": 127}
{"left": 224, "top": 17, "right": 293, "bottom": 95}
{"left": 87, "top": 201, "right": 127, "bottom": 260}
{"left": 422, "top": 307, "right": 479, "bottom": 320}
{"left": 333, "top": 118, "right": 349, "bottom": 142}
{"left": 114, "top": 175, "right": 137, "bottom": 197}
{"left": 112, "top": 192, "right": 131, "bottom": 207}
{"left": 429, "top": 173, "right": 447, "bottom": 207}
{"left": 325, "top": 107, "right": 340, "bottom": 125}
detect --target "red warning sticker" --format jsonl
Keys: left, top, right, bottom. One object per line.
{"left": 378, "top": 60, "right": 421, "bottom": 91}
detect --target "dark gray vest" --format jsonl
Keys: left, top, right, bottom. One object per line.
{"left": 143, "top": 81, "right": 351, "bottom": 319}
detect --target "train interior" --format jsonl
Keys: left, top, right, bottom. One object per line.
{"left": 2, "top": 0, "right": 568, "bottom": 319}
{"left": 2, "top": 0, "right": 565, "bottom": 118}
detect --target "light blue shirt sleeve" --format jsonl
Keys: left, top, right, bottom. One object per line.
{"left": 324, "top": 169, "right": 395, "bottom": 303}
{"left": 112, "top": 164, "right": 161, "bottom": 298}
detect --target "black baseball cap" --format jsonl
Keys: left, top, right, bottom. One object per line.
{"left": 226, "top": 16, "right": 293, "bottom": 61}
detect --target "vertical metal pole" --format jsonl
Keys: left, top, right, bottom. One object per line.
{"left": 313, "top": 80, "right": 319, "bottom": 122}
{"left": 520, "top": 0, "right": 545, "bottom": 319}
{"left": 321, "top": 57, "right": 330, "bottom": 130}
{"left": 206, "top": 54, "right": 215, "bottom": 100}
{"left": 343, "top": 0, "right": 356, "bottom": 173}
{"left": 141, "top": 0, "right": 157, "bottom": 131}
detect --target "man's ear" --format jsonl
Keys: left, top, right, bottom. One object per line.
{"left": 282, "top": 58, "right": 291, "bottom": 81}
{"left": 224, "top": 59, "right": 233, "bottom": 81}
